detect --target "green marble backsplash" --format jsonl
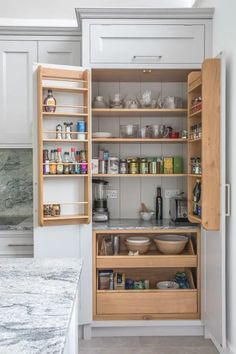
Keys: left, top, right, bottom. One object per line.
{"left": 0, "top": 149, "right": 33, "bottom": 217}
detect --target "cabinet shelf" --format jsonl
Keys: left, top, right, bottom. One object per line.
{"left": 188, "top": 174, "right": 202, "bottom": 178}
{"left": 42, "top": 112, "right": 88, "bottom": 118}
{"left": 92, "top": 108, "right": 187, "bottom": 117}
{"left": 188, "top": 138, "right": 201, "bottom": 143}
{"left": 93, "top": 174, "right": 187, "bottom": 178}
{"left": 43, "top": 174, "right": 88, "bottom": 178}
{"left": 43, "top": 139, "right": 88, "bottom": 143}
{"left": 189, "top": 110, "right": 202, "bottom": 118}
{"left": 42, "top": 85, "right": 88, "bottom": 93}
{"left": 92, "top": 138, "right": 188, "bottom": 144}
{"left": 43, "top": 214, "right": 89, "bottom": 226}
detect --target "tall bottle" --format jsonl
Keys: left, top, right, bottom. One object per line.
{"left": 63, "top": 152, "right": 70, "bottom": 175}
{"left": 70, "top": 148, "right": 76, "bottom": 174}
{"left": 156, "top": 187, "right": 163, "bottom": 220}
{"left": 193, "top": 179, "right": 201, "bottom": 216}
{"left": 49, "top": 149, "right": 56, "bottom": 175}
{"left": 44, "top": 89, "right": 56, "bottom": 112}
{"left": 56, "top": 148, "right": 64, "bottom": 174}
{"left": 43, "top": 149, "right": 50, "bottom": 175}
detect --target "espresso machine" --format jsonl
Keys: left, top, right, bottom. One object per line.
{"left": 92, "top": 179, "right": 109, "bottom": 222}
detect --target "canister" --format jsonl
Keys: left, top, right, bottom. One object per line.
{"left": 51, "top": 204, "right": 61, "bottom": 217}
{"left": 108, "top": 157, "right": 119, "bottom": 174}
{"left": 140, "top": 158, "right": 148, "bottom": 174}
{"left": 129, "top": 158, "right": 139, "bottom": 174}
{"left": 119, "top": 159, "right": 128, "bottom": 174}
{"left": 149, "top": 158, "right": 157, "bottom": 174}
{"left": 91, "top": 158, "right": 99, "bottom": 174}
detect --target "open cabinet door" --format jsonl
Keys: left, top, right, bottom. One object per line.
{"left": 201, "top": 55, "right": 226, "bottom": 350}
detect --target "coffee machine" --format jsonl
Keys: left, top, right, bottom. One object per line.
{"left": 92, "top": 179, "right": 109, "bottom": 222}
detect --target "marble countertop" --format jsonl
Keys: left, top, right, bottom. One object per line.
{"left": 0, "top": 258, "right": 82, "bottom": 354}
{"left": 0, "top": 216, "right": 33, "bottom": 231}
{"left": 93, "top": 218, "right": 199, "bottom": 230}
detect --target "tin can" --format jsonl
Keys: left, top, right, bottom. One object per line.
{"left": 56, "top": 124, "right": 63, "bottom": 139}
{"left": 129, "top": 158, "right": 139, "bottom": 174}
{"left": 51, "top": 204, "right": 61, "bottom": 217}
{"left": 144, "top": 280, "right": 150, "bottom": 289}
{"left": 81, "top": 162, "right": 88, "bottom": 174}
{"left": 77, "top": 120, "right": 86, "bottom": 132}
{"left": 108, "top": 157, "right": 119, "bottom": 174}
{"left": 149, "top": 158, "right": 157, "bottom": 174}
{"left": 140, "top": 158, "right": 148, "bottom": 174}
{"left": 119, "top": 159, "right": 128, "bottom": 174}
{"left": 99, "top": 160, "right": 106, "bottom": 174}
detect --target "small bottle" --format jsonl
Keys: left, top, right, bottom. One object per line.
{"left": 44, "top": 89, "right": 56, "bottom": 112}
{"left": 70, "top": 148, "right": 76, "bottom": 174}
{"left": 156, "top": 187, "right": 163, "bottom": 220}
{"left": 49, "top": 149, "right": 56, "bottom": 175}
{"left": 75, "top": 151, "right": 81, "bottom": 174}
{"left": 63, "top": 152, "right": 70, "bottom": 174}
{"left": 43, "top": 149, "right": 50, "bottom": 175}
{"left": 56, "top": 148, "right": 64, "bottom": 175}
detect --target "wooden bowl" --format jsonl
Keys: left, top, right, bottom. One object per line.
{"left": 125, "top": 240, "right": 151, "bottom": 254}
{"left": 154, "top": 235, "right": 188, "bottom": 254}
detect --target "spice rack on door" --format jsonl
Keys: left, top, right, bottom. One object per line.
{"left": 37, "top": 66, "right": 91, "bottom": 226}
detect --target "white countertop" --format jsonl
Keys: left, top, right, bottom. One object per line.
{"left": 0, "top": 258, "right": 82, "bottom": 354}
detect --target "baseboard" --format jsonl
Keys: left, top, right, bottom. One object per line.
{"left": 91, "top": 320, "right": 204, "bottom": 337}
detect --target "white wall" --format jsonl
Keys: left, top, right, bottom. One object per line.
{"left": 0, "top": 0, "right": 194, "bottom": 20}
{"left": 196, "top": 0, "right": 236, "bottom": 352}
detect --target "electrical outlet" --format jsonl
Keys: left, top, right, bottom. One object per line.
{"left": 106, "top": 190, "right": 118, "bottom": 199}
{"left": 164, "top": 189, "right": 180, "bottom": 199}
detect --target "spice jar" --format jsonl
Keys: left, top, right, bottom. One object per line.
{"left": 43, "top": 204, "right": 52, "bottom": 217}
{"left": 119, "top": 159, "right": 128, "bottom": 174}
{"left": 129, "top": 158, "right": 139, "bottom": 174}
{"left": 149, "top": 158, "right": 157, "bottom": 174}
{"left": 140, "top": 158, "right": 148, "bottom": 174}
{"left": 51, "top": 204, "right": 61, "bottom": 217}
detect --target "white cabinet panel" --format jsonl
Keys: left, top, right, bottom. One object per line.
{"left": 90, "top": 24, "right": 205, "bottom": 65}
{"left": 0, "top": 233, "right": 33, "bottom": 256}
{"left": 0, "top": 41, "right": 37, "bottom": 146}
{"left": 38, "top": 41, "right": 81, "bottom": 66}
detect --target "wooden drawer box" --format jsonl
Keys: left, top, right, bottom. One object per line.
{"left": 97, "top": 289, "right": 197, "bottom": 314}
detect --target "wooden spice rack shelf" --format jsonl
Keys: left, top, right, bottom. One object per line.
{"left": 92, "top": 138, "right": 188, "bottom": 144}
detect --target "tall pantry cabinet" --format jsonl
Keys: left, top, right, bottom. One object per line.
{"left": 34, "top": 7, "right": 226, "bottom": 351}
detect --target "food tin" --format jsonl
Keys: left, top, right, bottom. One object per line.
{"left": 91, "top": 158, "right": 99, "bottom": 174}
{"left": 164, "top": 157, "right": 173, "bottom": 174}
{"left": 149, "top": 158, "right": 157, "bottom": 174}
{"left": 108, "top": 157, "right": 119, "bottom": 174}
{"left": 99, "top": 160, "right": 106, "bottom": 174}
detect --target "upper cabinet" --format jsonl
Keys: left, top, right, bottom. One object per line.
{"left": 38, "top": 41, "right": 81, "bottom": 66}
{"left": 89, "top": 24, "right": 205, "bottom": 66}
{"left": 76, "top": 8, "right": 214, "bottom": 68}
{"left": 0, "top": 41, "right": 37, "bottom": 146}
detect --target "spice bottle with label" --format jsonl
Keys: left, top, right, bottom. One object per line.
{"left": 70, "top": 148, "right": 76, "bottom": 174}
{"left": 63, "top": 152, "right": 70, "bottom": 174}
{"left": 156, "top": 187, "right": 163, "bottom": 220}
{"left": 56, "top": 148, "right": 64, "bottom": 175}
{"left": 44, "top": 89, "right": 56, "bottom": 112}
{"left": 43, "top": 149, "right": 50, "bottom": 175}
{"left": 49, "top": 149, "right": 56, "bottom": 175}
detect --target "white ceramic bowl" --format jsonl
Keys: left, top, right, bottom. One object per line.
{"left": 92, "top": 132, "right": 112, "bottom": 138}
{"left": 126, "top": 236, "right": 150, "bottom": 244}
{"left": 154, "top": 234, "right": 188, "bottom": 254}
{"left": 156, "top": 281, "right": 179, "bottom": 289}
{"left": 140, "top": 211, "right": 155, "bottom": 221}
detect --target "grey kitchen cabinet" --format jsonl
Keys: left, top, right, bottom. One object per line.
{"left": 38, "top": 40, "right": 81, "bottom": 65}
{"left": 0, "top": 232, "right": 33, "bottom": 257}
{"left": 0, "top": 41, "right": 37, "bottom": 146}
{"left": 89, "top": 24, "right": 205, "bottom": 66}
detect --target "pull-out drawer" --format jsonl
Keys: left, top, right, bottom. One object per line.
{"left": 0, "top": 234, "right": 33, "bottom": 256}
{"left": 90, "top": 24, "right": 205, "bottom": 65}
{"left": 97, "top": 290, "right": 197, "bottom": 315}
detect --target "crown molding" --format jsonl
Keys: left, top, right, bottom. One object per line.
{"left": 76, "top": 7, "right": 214, "bottom": 30}
{"left": 0, "top": 25, "right": 81, "bottom": 37}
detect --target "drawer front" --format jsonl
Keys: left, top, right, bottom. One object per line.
{"left": 97, "top": 291, "right": 197, "bottom": 315}
{"left": 90, "top": 24, "right": 205, "bottom": 64}
{"left": 0, "top": 235, "right": 33, "bottom": 256}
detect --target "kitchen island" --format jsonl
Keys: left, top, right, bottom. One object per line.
{"left": 0, "top": 258, "right": 82, "bottom": 354}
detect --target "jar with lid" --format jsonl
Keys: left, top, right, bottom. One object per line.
{"left": 195, "top": 157, "right": 201, "bottom": 175}
{"left": 140, "top": 158, "right": 148, "bottom": 174}
{"left": 129, "top": 158, "right": 139, "bottom": 174}
{"left": 119, "top": 159, "right": 128, "bottom": 174}
{"left": 149, "top": 158, "right": 157, "bottom": 174}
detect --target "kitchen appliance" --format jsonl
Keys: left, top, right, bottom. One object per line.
{"left": 169, "top": 196, "right": 188, "bottom": 222}
{"left": 92, "top": 179, "right": 109, "bottom": 222}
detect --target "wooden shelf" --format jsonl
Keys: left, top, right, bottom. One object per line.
{"left": 43, "top": 174, "right": 88, "bottom": 178}
{"left": 188, "top": 77, "right": 202, "bottom": 93}
{"left": 92, "top": 108, "right": 187, "bottom": 117}
{"left": 42, "top": 85, "right": 88, "bottom": 93}
{"left": 92, "top": 138, "right": 188, "bottom": 144}
{"left": 43, "top": 139, "right": 88, "bottom": 143}
{"left": 189, "top": 110, "right": 202, "bottom": 118}
{"left": 188, "top": 214, "right": 201, "bottom": 223}
{"left": 43, "top": 112, "right": 88, "bottom": 118}
{"left": 43, "top": 214, "right": 89, "bottom": 226}
{"left": 93, "top": 174, "right": 187, "bottom": 178}
{"left": 188, "top": 174, "right": 202, "bottom": 178}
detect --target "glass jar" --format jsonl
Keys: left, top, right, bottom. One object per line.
{"left": 140, "top": 158, "right": 148, "bottom": 174}
{"left": 119, "top": 159, "right": 128, "bottom": 174}
{"left": 149, "top": 158, "right": 157, "bottom": 174}
{"left": 129, "top": 158, "right": 139, "bottom": 174}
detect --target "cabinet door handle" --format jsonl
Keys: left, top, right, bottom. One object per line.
{"left": 7, "top": 244, "right": 33, "bottom": 247}
{"left": 132, "top": 55, "right": 162, "bottom": 63}
{"left": 225, "top": 184, "right": 231, "bottom": 217}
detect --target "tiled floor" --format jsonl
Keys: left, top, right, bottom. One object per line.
{"left": 80, "top": 336, "right": 219, "bottom": 354}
